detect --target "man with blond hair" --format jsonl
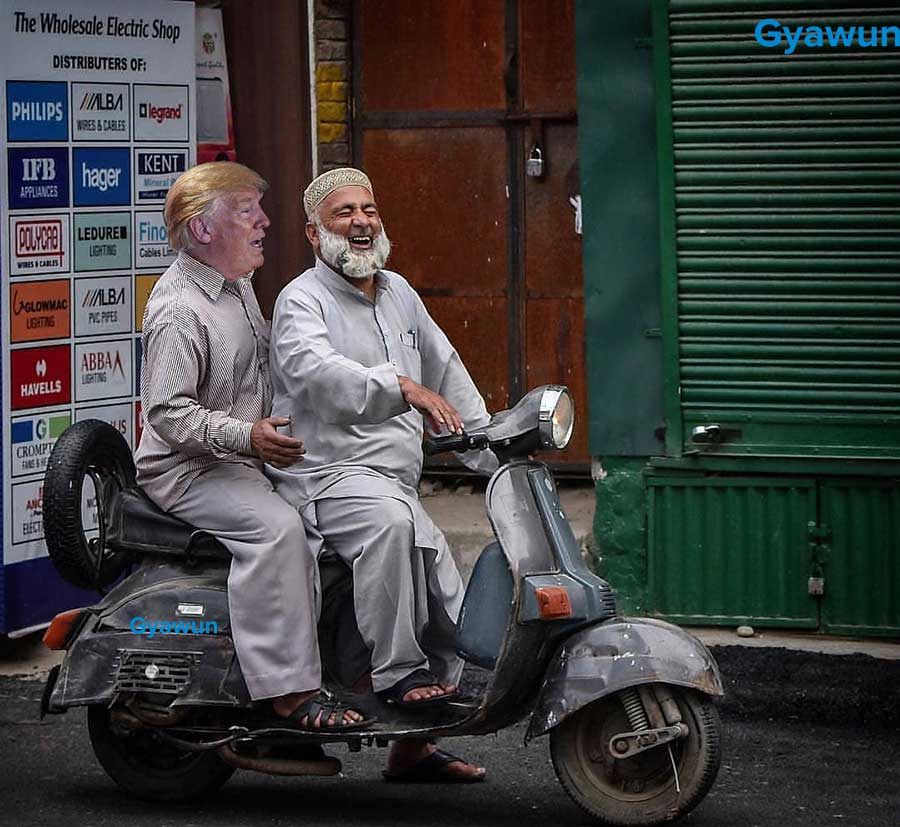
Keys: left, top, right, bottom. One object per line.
{"left": 135, "top": 161, "right": 367, "bottom": 732}
{"left": 267, "top": 167, "right": 494, "bottom": 781}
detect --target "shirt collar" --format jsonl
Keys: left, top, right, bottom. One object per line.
{"left": 314, "top": 257, "right": 387, "bottom": 301}
{"left": 178, "top": 251, "right": 253, "bottom": 301}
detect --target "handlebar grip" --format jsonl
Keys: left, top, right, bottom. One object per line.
{"left": 423, "top": 433, "right": 471, "bottom": 456}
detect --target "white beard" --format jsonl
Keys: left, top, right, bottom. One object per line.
{"left": 316, "top": 223, "right": 391, "bottom": 280}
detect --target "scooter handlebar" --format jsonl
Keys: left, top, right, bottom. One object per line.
{"left": 423, "top": 432, "right": 488, "bottom": 456}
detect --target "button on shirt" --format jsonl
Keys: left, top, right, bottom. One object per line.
{"left": 135, "top": 252, "right": 271, "bottom": 510}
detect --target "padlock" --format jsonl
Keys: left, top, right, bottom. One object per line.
{"left": 526, "top": 145, "right": 544, "bottom": 178}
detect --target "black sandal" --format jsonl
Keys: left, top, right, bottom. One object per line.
{"left": 377, "top": 669, "right": 459, "bottom": 708}
{"left": 276, "top": 689, "right": 375, "bottom": 731}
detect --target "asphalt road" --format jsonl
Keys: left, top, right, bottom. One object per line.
{"left": 1, "top": 647, "right": 898, "bottom": 827}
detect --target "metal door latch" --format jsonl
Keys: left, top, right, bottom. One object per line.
{"left": 526, "top": 145, "right": 544, "bottom": 178}
{"left": 690, "top": 424, "right": 743, "bottom": 445}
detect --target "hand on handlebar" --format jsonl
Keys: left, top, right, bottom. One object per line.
{"left": 397, "top": 376, "right": 463, "bottom": 435}
{"left": 251, "top": 417, "right": 306, "bottom": 467}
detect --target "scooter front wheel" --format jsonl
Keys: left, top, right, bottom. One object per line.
{"left": 88, "top": 705, "right": 235, "bottom": 801}
{"left": 549, "top": 685, "right": 721, "bottom": 826}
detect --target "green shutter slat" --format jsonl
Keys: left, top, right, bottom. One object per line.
{"left": 668, "top": 1, "right": 900, "bottom": 456}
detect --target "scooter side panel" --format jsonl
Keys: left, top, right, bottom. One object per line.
{"left": 526, "top": 616, "right": 724, "bottom": 739}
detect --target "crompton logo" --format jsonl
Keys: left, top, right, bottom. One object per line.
{"left": 755, "top": 19, "right": 900, "bottom": 54}
{"left": 11, "top": 413, "right": 70, "bottom": 477}
{"left": 6, "top": 81, "right": 68, "bottom": 141}
{"left": 74, "top": 148, "right": 130, "bottom": 206}
{"left": 8, "top": 147, "right": 69, "bottom": 209}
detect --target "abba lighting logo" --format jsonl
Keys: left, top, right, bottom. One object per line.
{"left": 75, "top": 339, "right": 133, "bottom": 401}
{"left": 755, "top": 19, "right": 900, "bottom": 54}
{"left": 9, "top": 215, "right": 70, "bottom": 276}
{"left": 6, "top": 81, "right": 67, "bottom": 142}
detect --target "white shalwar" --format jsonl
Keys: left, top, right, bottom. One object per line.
{"left": 268, "top": 259, "right": 496, "bottom": 692}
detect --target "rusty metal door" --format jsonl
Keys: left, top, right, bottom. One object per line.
{"left": 354, "top": 0, "right": 587, "bottom": 467}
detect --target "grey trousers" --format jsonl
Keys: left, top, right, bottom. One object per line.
{"left": 170, "top": 462, "right": 321, "bottom": 700}
{"left": 312, "top": 495, "right": 465, "bottom": 693}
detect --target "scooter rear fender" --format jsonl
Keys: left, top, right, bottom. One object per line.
{"left": 526, "top": 616, "right": 724, "bottom": 740}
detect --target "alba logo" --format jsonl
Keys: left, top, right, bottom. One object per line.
{"left": 79, "top": 92, "right": 124, "bottom": 112}
{"left": 35, "top": 359, "right": 47, "bottom": 377}
{"left": 139, "top": 102, "right": 183, "bottom": 124}
{"left": 82, "top": 287, "right": 126, "bottom": 307}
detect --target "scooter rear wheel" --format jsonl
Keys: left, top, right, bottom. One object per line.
{"left": 88, "top": 705, "right": 235, "bottom": 801}
{"left": 549, "top": 685, "right": 721, "bottom": 826}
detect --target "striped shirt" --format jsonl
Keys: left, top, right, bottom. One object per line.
{"left": 135, "top": 252, "right": 272, "bottom": 510}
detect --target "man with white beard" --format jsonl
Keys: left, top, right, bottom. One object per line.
{"left": 267, "top": 167, "right": 495, "bottom": 782}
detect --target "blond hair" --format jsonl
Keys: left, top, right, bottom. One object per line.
{"left": 165, "top": 162, "right": 268, "bottom": 252}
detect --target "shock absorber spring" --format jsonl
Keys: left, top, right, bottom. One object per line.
{"left": 619, "top": 687, "right": 651, "bottom": 732}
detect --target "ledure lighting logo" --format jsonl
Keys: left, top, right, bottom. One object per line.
{"left": 755, "top": 18, "right": 900, "bottom": 54}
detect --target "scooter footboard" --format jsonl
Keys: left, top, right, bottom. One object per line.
{"left": 527, "top": 616, "right": 724, "bottom": 740}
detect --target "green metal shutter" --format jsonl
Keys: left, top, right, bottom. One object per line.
{"left": 657, "top": 1, "right": 900, "bottom": 458}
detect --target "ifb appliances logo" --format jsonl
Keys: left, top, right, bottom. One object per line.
{"left": 755, "top": 19, "right": 900, "bottom": 54}
{"left": 7, "top": 147, "right": 69, "bottom": 209}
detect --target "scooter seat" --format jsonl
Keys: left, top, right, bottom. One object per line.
{"left": 107, "top": 487, "right": 231, "bottom": 560}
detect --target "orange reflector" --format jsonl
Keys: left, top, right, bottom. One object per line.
{"left": 535, "top": 586, "right": 572, "bottom": 619}
{"left": 42, "top": 608, "right": 84, "bottom": 650}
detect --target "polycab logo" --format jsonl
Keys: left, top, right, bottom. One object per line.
{"left": 9, "top": 215, "right": 70, "bottom": 276}
{"left": 11, "top": 345, "right": 71, "bottom": 410}
{"left": 8, "top": 147, "right": 69, "bottom": 209}
{"left": 75, "top": 339, "right": 133, "bottom": 401}
{"left": 134, "top": 148, "right": 188, "bottom": 202}
{"left": 133, "top": 84, "right": 189, "bottom": 141}
{"left": 6, "top": 81, "right": 68, "bottom": 142}
{"left": 74, "top": 148, "right": 131, "bottom": 207}
{"left": 72, "top": 82, "right": 129, "bottom": 141}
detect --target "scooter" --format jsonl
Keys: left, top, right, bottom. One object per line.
{"left": 40, "top": 385, "right": 723, "bottom": 826}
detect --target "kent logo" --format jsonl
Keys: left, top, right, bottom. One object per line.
{"left": 755, "top": 18, "right": 900, "bottom": 54}
{"left": 138, "top": 151, "right": 186, "bottom": 175}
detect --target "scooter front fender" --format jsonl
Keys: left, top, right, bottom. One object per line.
{"left": 527, "top": 616, "right": 723, "bottom": 740}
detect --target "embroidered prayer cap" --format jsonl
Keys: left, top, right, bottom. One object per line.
{"left": 303, "top": 167, "right": 373, "bottom": 219}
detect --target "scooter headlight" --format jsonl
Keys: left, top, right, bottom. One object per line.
{"left": 538, "top": 386, "right": 574, "bottom": 450}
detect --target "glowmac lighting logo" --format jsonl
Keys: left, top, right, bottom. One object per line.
{"left": 6, "top": 81, "right": 68, "bottom": 142}
{"left": 755, "top": 19, "right": 900, "bottom": 54}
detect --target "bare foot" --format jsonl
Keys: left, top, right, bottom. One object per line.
{"left": 401, "top": 682, "right": 457, "bottom": 704}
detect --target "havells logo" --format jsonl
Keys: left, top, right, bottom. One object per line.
{"left": 11, "top": 345, "right": 71, "bottom": 410}
{"left": 72, "top": 82, "right": 129, "bottom": 141}
{"left": 6, "top": 81, "right": 68, "bottom": 142}
{"left": 8, "top": 147, "right": 69, "bottom": 209}
{"left": 74, "top": 148, "right": 131, "bottom": 207}
{"left": 134, "top": 148, "right": 188, "bottom": 202}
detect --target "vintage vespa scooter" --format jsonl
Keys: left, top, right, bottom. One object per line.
{"left": 41, "top": 385, "right": 723, "bottom": 825}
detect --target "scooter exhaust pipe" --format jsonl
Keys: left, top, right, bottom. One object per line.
{"left": 217, "top": 742, "right": 342, "bottom": 777}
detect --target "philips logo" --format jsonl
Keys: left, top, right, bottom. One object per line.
{"left": 755, "top": 19, "right": 900, "bottom": 54}
{"left": 6, "top": 81, "right": 68, "bottom": 141}
{"left": 74, "top": 148, "right": 130, "bottom": 207}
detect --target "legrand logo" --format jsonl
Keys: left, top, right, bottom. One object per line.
{"left": 755, "top": 19, "right": 900, "bottom": 54}
{"left": 139, "top": 101, "right": 183, "bottom": 123}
